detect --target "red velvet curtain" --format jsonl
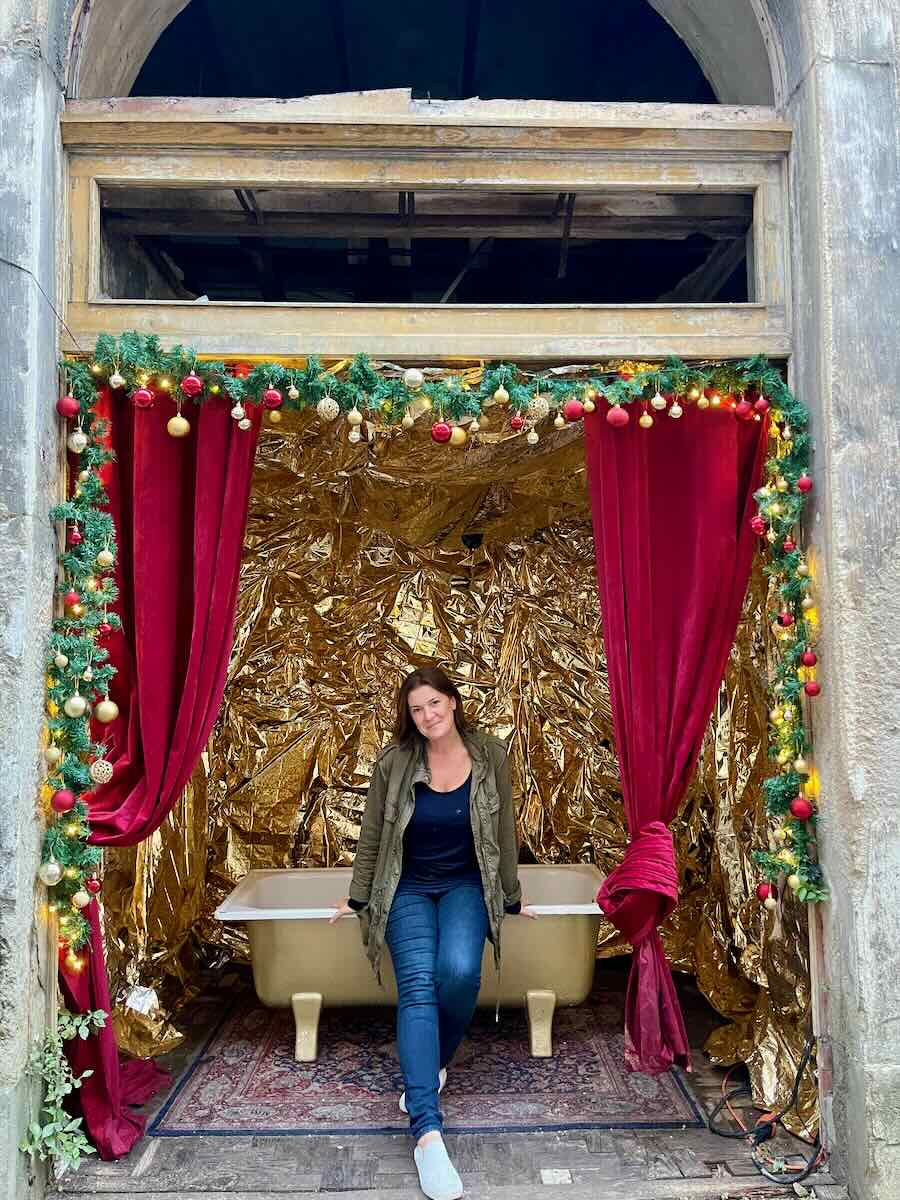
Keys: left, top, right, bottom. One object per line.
{"left": 60, "top": 389, "right": 261, "bottom": 1157}
{"left": 583, "top": 403, "right": 767, "bottom": 1075}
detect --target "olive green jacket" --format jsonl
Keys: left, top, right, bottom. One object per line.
{"left": 349, "top": 728, "right": 522, "bottom": 977}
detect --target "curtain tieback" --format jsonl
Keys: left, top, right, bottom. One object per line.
{"left": 596, "top": 820, "right": 678, "bottom": 946}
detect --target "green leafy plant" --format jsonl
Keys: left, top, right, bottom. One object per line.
{"left": 19, "top": 1008, "right": 107, "bottom": 1177}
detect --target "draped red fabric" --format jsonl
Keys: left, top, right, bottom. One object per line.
{"left": 583, "top": 403, "right": 767, "bottom": 1075}
{"left": 60, "top": 388, "right": 261, "bottom": 1157}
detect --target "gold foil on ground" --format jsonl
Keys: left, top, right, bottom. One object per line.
{"left": 103, "top": 408, "right": 813, "bottom": 1130}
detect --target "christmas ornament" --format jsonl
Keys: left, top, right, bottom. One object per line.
{"left": 98, "top": 621, "right": 113, "bottom": 636}
{"left": 776, "top": 476, "right": 789, "bottom": 492}
{"left": 710, "top": 392, "right": 722, "bottom": 408}
{"left": 469, "top": 418, "right": 480, "bottom": 433}
{"left": 180, "top": 373, "right": 203, "bottom": 398}
{"left": 793, "top": 755, "right": 809, "bottom": 774}
{"left": 347, "top": 428, "right": 362, "bottom": 444}
{"left": 238, "top": 418, "right": 252, "bottom": 431}
{"left": 582, "top": 397, "right": 595, "bottom": 414}
{"left": 563, "top": 398, "right": 584, "bottom": 423}
{"left": 526, "top": 394, "right": 550, "bottom": 422}
{"left": 734, "top": 398, "right": 753, "bottom": 420}
{"left": 750, "top": 515, "right": 767, "bottom": 535}
{"left": 803, "top": 680, "right": 821, "bottom": 697}
{"left": 96, "top": 548, "right": 115, "bottom": 569}
{"left": 167, "top": 413, "right": 191, "bottom": 438}
{"left": 82, "top": 667, "right": 93, "bottom": 682}
{"left": 38, "top": 858, "right": 63, "bottom": 887}
{"left": 763, "top": 896, "right": 778, "bottom": 911}
{"left": 85, "top": 876, "right": 102, "bottom": 895}
{"left": 783, "top": 538, "right": 796, "bottom": 552}
{"left": 786, "top": 874, "right": 802, "bottom": 892}
{"left": 67, "top": 429, "right": 89, "bottom": 454}
{"left": 94, "top": 697, "right": 119, "bottom": 724}
{"left": 108, "top": 371, "right": 126, "bottom": 390}
{"left": 651, "top": 391, "right": 667, "bottom": 411}
{"left": 56, "top": 395, "right": 80, "bottom": 419}
{"left": 68, "top": 603, "right": 85, "bottom": 619}
{"left": 526, "top": 429, "right": 539, "bottom": 446}
{"left": 668, "top": 399, "right": 683, "bottom": 419}
{"left": 796, "top": 474, "right": 813, "bottom": 493}
{"left": 553, "top": 413, "right": 565, "bottom": 429}
{"left": 401, "top": 413, "right": 415, "bottom": 430}
{"left": 797, "top": 561, "right": 809, "bottom": 577}
{"left": 755, "top": 882, "right": 771, "bottom": 901}
{"left": 790, "top": 796, "right": 814, "bottom": 820}
{"left": 801, "top": 650, "right": 818, "bottom": 667}
{"left": 53, "top": 652, "right": 68, "bottom": 669}
{"left": 606, "top": 405, "right": 629, "bottom": 427}
{"left": 639, "top": 412, "right": 653, "bottom": 429}
{"left": 430, "top": 420, "right": 452, "bottom": 444}
{"left": 268, "top": 410, "right": 282, "bottom": 424}
{"left": 45, "top": 745, "right": 63, "bottom": 766}
{"left": 347, "top": 407, "right": 364, "bottom": 427}
{"left": 403, "top": 368, "right": 424, "bottom": 391}
{"left": 62, "top": 587, "right": 80, "bottom": 608}
{"left": 84, "top": 577, "right": 99, "bottom": 593}
{"left": 493, "top": 385, "right": 509, "bottom": 405}
{"left": 263, "top": 387, "right": 283, "bottom": 409}
{"left": 801, "top": 595, "right": 815, "bottom": 611}
{"left": 317, "top": 395, "right": 340, "bottom": 421}
{"left": 287, "top": 385, "right": 300, "bottom": 401}
{"left": 68, "top": 527, "right": 83, "bottom": 546}
{"left": 754, "top": 395, "right": 770, "bottom": 414}
{"left": 51, "top": 789, "right": 76, "bottom": 813}
{"left": 78, "top": 470, "right": 90, "bottom": 482}
{"left": 89, "top": 757, "right": 114, "bottom": 785}
{"left": 131, "top": 387, "right": 154, "bottom": 409}
{"left": 64, "top": 952, "right": 83, "bottom": 972}
{"left": 509, "top": 414, "right": 525, "bottom": 432}
{"left": 230, "top": 403, "right": 246, "bottom": 422}
{"left": 778, "top": 610, "right": 795, "bottom": 627}
{"left": 449, "top": 426, "right": 468, "bottom": 447}
{"left": 696, "top": 395, "right": 710, "bottom": 410}
{"left": 71, "top": 890, "right": 91, "bottom": 909}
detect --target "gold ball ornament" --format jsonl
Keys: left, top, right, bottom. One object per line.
{"left": 347, "top": 407, "right": 364, "bottom": 427}
{"left": 78, "top": 470, "right": 90, "bottom": 482}
{"left": 582, "top": 398, "right": 596, "bottom": 414}
{"left": 769, "top": 707, "right": 782, "bottom": 723}
{"left": 787, "top": 873, "right": 802, "bottom": 892}
{"left": 64, "top": 951, "right": 83, "bottom": 972}
{"left": 697, "top": 395, "right": 710, "bottom": 410}
{"left": 449, "top": 426, "right": 468, "bottom": 447}
{"left": 45, "top": 745, "right": 63, "bottom": 766}
{"left": 84, "top": 576, "right": 99, "bottom": 593}
{"left": 801, "top": 595, "right": 815, "bottom": 611}
{"left": 775, "top": 826, "right": 790, "bottom": 841}
{"left": 797, "top": 561, "right": 809, "bottom": 577}
{"left": 493, "top": 385, "right": 509, "bottom": 405}
{"left": 64, "top": 866, "right": 79, "bottom": 880}
{"left": 763, "top": 896, "right": 778, "bottom": 911}
{"left": 669, "top": 400, "right": 683, "bottom": 419}
{"left": 268, "top": 410, "right": 282, "bottom": 424}
{"left": 651, "top": 391, "right": 667, "bottom": 411}
{"left": 639, "top": 412, "right": 654, "bottom": 429}
{"left": 94, "top": 697, "right": 119, "bottom": 724}
{"left": 554, "top": 413, "right": 565, "bottom": 429}
{"left": 793, "top": 756, "right": 809, "bottom": 774}
{"left": 777, "top": 748, "right": 792, "bottom": 764}
{"left": 401, "top": 413, "right": 415, "bottom": 430}
{"left": 167, "top": 414, "right": 191, "bottom": 438}
{"left": 403, "top": 368, "right": 425, "bottom": 391}
{"left": 96, "top": 549, "right": 115, "bottom": 569}
{"left": 776, "top": 476, "right": 789, "bottom": 492}
{"left": 71, "top": 890, "right": 91, "bottom": 909}
{"left": 710, "top": 393, "right": 722, "bottom": 408}
{"left": 63, "top": 692, "right": 87, "bottom": 718}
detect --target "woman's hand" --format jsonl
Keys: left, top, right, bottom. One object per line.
{"left": 521, "top": 904, "right": 538, "bottom": 920}
{"left": 329, "top": 897, "right": 356, "bottom": 924}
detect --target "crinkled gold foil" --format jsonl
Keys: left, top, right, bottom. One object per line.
{"left": 102, "top": 407, "right": 813, "bottom": 1131}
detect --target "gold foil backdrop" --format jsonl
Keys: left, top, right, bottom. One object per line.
{"left": 101, "top": 407, "right": 814, "bottom": 1127}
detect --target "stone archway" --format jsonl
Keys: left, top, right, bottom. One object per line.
{"left": 68, "top": 0, "right": 782, "bottom": 104}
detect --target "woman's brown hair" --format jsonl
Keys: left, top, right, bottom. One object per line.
{"left": 394, "top": 666, "right": 469, "bottom": 746}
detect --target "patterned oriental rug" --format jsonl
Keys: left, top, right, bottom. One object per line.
{"left": 149, "top": 988, "right": 703, "bottom": 1137}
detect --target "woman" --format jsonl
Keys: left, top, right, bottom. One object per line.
{"left": 331, "top": 666, "right": 530, "bottom": 1200}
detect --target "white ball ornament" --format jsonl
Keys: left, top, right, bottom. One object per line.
{"left": 401, "top": 413, "right": 415, "bottom": 430}
{"left": 669, "top": 400, "right": 683, "bottom": 419}
{"left": 526, "top": 394, "right": 550, "bottom": 422}
{"left": 469, "top": 419, "right": 480, "bottom": 433}
{"left": 403, "top": 368, "right": 424, "bottom": 391}
{"left": 287, "top": 385, "right": 300, "bottom": 401}
{"left": 89, "top": 757, "right": 114, "bottom": 785}
{"left": 94, "top": 697, "right": 119, "bottom": 724}
{"left": 54, "top": 652, "right": 69, "bottom": 669}
{"left": 348, "top": 427, "right": 362, "bottom": 444}
{"left": 67, "top": 429, "right": 89, "bottom": 454}
{"left": 526, "top": 428, "right": 540, "bottom": 446}
{"left": 316, "top": 395, "right": 340, "bottom": 422}
{"left": 71, "top": 890, "right": 91, "bottom": 909}
{"left": 651, "top": 391, "right": 667, "bottom": 411}
{"left": 763, "top": 896, "right": 778, "bottom": 911}
{"left": 492, "top": 385, "right": 509, "bottom": 405}
{"left": 238, "top": 417, "right": 252, "bottom": 431}
{"left": 45, "top": 745, "right": 63, "bottom": 766}
{"left": 64, "top": 692, "right": 87, "bottom": 718}
{"left": 38, "top": 858, "right": 63, "bottom": 887}
{"left": 96, "top": 549, "right": 115, "bottom": 569}
{"left": 109, "top": 371, "right": 126, "bottom": 390}
{"left": 347, "top": 407, "right": 364, "bottom": 427}
{"left": 787, "top": 873, "right": 802, "bottom": 892}
{"left": 82, "top": 667, "right": 93, "bottom": 682}
{"left": 230, "top": 403, "right": 246, "bottom": 421}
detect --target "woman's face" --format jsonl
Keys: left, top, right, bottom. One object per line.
{"left": 407, "top": 685, "right": 457, "bottom": 741}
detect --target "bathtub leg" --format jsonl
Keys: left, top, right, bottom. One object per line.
{"left": 526, "top": 989, "right": 556, "bottom": 1058}
{"left": 291, "top": 992, "right": 323, "bottom": 1062}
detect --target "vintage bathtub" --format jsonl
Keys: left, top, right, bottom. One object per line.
{"left": 215, "top": 863, "right": 604, "bottom": 1061}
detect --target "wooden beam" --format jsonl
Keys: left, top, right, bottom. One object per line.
{"left": 64, "top": 299, "right": 791, "bottom": 360}
{"left": 658, "top": 238, "right": 748, "bottom": 302}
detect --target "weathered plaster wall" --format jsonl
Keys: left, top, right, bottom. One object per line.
{"left": 0, "top": 2, "right": 69, "bottom": 1197}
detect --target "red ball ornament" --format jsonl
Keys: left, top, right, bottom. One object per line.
{"left": 56, "top": 395, "right": 80, "bottom": 420}
{"left": 131, "top": 387, "right": 154, "bottom": 409}
{"left": 796, "top": 474, "right": 813, "bottom": 493}
{"left": 98, "top": 621, "right": 113, "bottom": 636}
{"left": 782, "top": 537, "right": 796, "bottom": 552}
{"left": 801, "top": 649, "right": 818, "bottom": 667}
{"left": 790, "top": 797, "right": 814, "bottom": 821}
{"left": 180, "top": 373, "right": 203, "bottom": 398}
{"left": 778, "top": 610, "right": 795, "bottom": 627}
{"left": 509, "top": 414, "right": 525, "bottom": 431}
{"left": 750, "top": 515, "right": 767, "bottom": 536}
{"left": 563, "top": 398, "right": 585, "bottom": 423}
{"left": 63, "top": 589, "right": 80, "bottom": 608}
{"left": 85, "top": 877, "right": 102, "bottom": 895}
{"left": 734, "top": 399, "right": 753, "bottom": 420}
{"left": 755, "top": 882, "right": 771, "bottom": 901}
{"left": 51, "top": 789, "right": 77, "bottom": 813}
{"left": 431, "top": 420, "right": 452, "bottom": 444}
{"left": 230, "top": 362, "right": 252, "bottom": 379}
{"left": 606, "top": 405, "right": 630, "bottom": 428}
{"left": 754, "top": 396, "right": 770, "bottom": 414}
{"left": 68, "top": 527, "right": 83, "bottom": 546}
{"left": 262, "top": 387, "right": 283, "bottom": 409}
{"left": 804, "top": 680, "right": 821, "bottom": 697}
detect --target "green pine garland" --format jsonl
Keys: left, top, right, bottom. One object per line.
{"left": 46, "top": 335, "right": 825, "bottom": 955}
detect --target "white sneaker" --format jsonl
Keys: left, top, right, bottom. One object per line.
{"left": 413, "top": 1134, "right": 463, "bottom": 1200}
{"left": 399, "top": 1067, "right": 447, "bottom": 1114}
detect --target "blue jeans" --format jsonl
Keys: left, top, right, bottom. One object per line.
{"left": 385, "top": 881, "right": 489, "bottom": 1139}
